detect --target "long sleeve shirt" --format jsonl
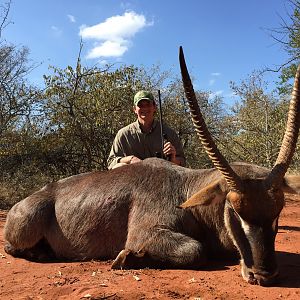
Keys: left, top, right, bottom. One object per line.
{"left": 107, "top": 120, "right": 185, "bottom": 169}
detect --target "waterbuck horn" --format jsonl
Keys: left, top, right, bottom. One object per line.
{"left": 266, "top": 64, "right": 300, "bottom": 188}
{"left": 179, "top": 46, "right": 243, "bottom": 192}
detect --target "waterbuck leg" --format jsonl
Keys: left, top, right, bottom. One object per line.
{"left": 116, "top": 228, "right": 207, "bottom": 269}
{"left": 4, "top": 190, "right": 54, "bottom": 259}
{"left": 4, "top": 238, "right": 56, "bottom": 261}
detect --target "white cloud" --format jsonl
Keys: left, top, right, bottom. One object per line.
{"left": 211, "top": 72, "right": 221, "bottom": 76}
{"left": 86, "top": 40, "right": 128, "bottom": 58}
{"left": 79, "top": 11, "right": 152, "bottom": 59}
{"left": 67, "top": 14, "right": 76, "bottom": 23}
{"left": 80, "top": 11, "right": 147, "bottom": 40}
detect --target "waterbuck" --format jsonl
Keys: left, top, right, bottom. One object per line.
{"left": 4, "top": 47, "right": 300, "bottom": 286}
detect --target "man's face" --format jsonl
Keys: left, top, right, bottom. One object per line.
{"left": 133, "top": 99, "right": 156, "bottom": 122}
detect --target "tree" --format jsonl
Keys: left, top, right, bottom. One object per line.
{"left": 268, "top": 0, "right": 300, "bottom": 93}
{"left": 228, "top": 72, "right": 292, "bottom": 168}
{"left": 0, "top": 0, "right": 11, "bottom": 39}
{"left": 0, "top": 45, "right": 39, "bottom": 136}
{"left": 0, "top": 0, "right": 40, "bottom": 148}
{"left": 0, "top": 0, "right": 43, "bottom": 208}
{"left": 159, "top": 76, "right": 227, "bottom": 168}
{"left": 41, "top": 52, "right": 171, "bottom": 174}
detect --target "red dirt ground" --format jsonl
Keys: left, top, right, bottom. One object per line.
{"left": 0, "top": 196, "right": 299, "bottom": 300}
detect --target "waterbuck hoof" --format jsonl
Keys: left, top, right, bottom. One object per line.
{"left": 111, "top": 248, "right": 146, "bottom": 269}
{"left": 111, "top": 249, "right": 132, "bottom": 269}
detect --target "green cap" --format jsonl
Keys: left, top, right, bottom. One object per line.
{"left": 133, "top": 90, "right": 154, "bottom": 106}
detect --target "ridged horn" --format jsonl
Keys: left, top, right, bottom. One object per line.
{"left": 179, "top": 46, "right": 243, "bottom": 192}
{"left": 266, "top": 64, "right": 300, "bottom": 188}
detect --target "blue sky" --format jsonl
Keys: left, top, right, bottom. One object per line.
{"left": 4, "top": 0, "right": 294, "bottom": 104}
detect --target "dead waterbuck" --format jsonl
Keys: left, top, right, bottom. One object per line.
{"left": 4, "top": 47, "right": 300, "bottom": 286}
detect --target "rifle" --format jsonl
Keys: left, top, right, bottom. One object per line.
{"left": 156, "top": 90, "right": 169, "bottom": 160}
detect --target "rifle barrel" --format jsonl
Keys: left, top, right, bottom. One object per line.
{"left": 157, "top": 90, "right": 164, "bottom": 156}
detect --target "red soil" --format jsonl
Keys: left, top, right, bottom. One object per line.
{"left": 0, "top": 195, "right": 299, "bottom": 300}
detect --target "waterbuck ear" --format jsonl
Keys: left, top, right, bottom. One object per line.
{"left": 180, "top": 180, "right": 226, "bottom": 209}
{"left": 283, "top": 175, "right": 300, "bottom": 194}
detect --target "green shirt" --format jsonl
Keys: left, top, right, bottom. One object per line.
{"left": 107, "top": 120, "right": 186, "bottom": 169}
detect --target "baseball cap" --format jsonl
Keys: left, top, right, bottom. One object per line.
{"left": 133, "top": 90, "right": 155, "bottom": 106}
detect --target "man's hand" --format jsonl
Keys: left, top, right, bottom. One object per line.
{"left": 163, "top": 142, "right": 182, "bottom": 166}
{"left": 130, "top": 156, "right": 141, "bottom": 164}
{"left": 163, "top": 142, "right": 176, "bottom": 159}
{"left": 119, "top": 155, "right": 141, "bottom": 165}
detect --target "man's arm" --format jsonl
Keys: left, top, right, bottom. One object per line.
{"left": 107, "top": 131, "right": 125, "bottom": 169}
{"left": 107, "top": 129, "right": 141, "bottom": 169}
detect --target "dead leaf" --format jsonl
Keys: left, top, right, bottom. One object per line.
{"left": 133, "top": 275, "right": 141, "bottom": 281}
{"left": 188, "top": 277, "right": 196, "bottom": 283}
{"left": 99, "top": 283, "right": 108, "bottom": 287}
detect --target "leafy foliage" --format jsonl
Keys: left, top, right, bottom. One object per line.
{"left": 1, "top": 2, "right": 300, "bottom": 208}
{"left": 229, "top": 73, "right": 288, "bottom": 167}
{"left": 40, "top": 59, "right": 171, "bottom": 174}
{"left": 1, "top": 55, "right": 298, "bottom": 208}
